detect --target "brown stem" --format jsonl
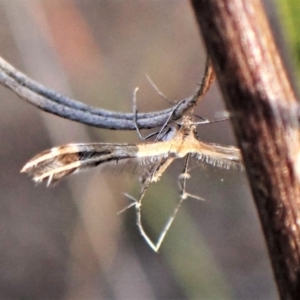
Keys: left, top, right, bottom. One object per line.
{"left": 191, "top": 0, "right": 300, "bottom": 299}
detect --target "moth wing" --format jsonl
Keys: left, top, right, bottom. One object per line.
{"left": 189, "top": 142, "right": 243, "bottom": 171}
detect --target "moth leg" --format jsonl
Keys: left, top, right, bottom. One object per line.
{"left": 145, "top": 74, "right": 173, "bottom": 104}
{"left": 192, "top": 114, "right": 230, "bottom": 126}
{"left": 150, "top": 155, "right": 192, "bottom": 251}
{"left": 178, "top": 154, "right": 206, "bottom": 201}
{"left": 121, "top": 158, "right": 175, "bottom": 252}
{"left": 138, "top": 155, "right": 204, "bottom": 252}
{"left": 132, "top": 87, "right": 145, "bottom": 140}
{"left": 135, "top": 184, "right": 161, "bottom": 252}
{"left": 132, "top": 84, "right": 180, "bottom": 143}
{"left": 155, "top": 100, "right": 184, "bottom": 142}
{"left": 117, "top": 194, "right": 138, "bottom": 215}
{"left": 144, "top": 155, "right": 194, "bottom": 252}
{"left": 132, "top": 87, "right": 160, "bottom": 141}
{"left": 152, "top": 154, "right": 207, "bottom": 251}
{"left": 121, "top": 155, "right": 205, "bottom": 252}
{"left": 122, "top": 176, "right": 161, "bottom": 252}
{"left": 135, "top": 175, "right": 178, "bottom": 252}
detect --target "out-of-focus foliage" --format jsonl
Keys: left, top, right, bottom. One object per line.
{"left": 276, "top": 0, "right": 300, "bottom": 79}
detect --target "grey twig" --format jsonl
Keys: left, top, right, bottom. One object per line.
{"left": 0, "top": 56, "right": 213, "bottom": 130}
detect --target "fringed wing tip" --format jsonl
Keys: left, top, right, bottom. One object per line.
{"left": 21, "top": 165, "right": 48, "bottom": 185}
{"left": 193, "top": 149, "right": 243, "bottom": 171}
{"left": 20, "top": 148, "right": 54, "bottom": 173}
{"left": 22, "top": 168, "right": 63, "bottom": 187}
{"left": 20, "top": 163, "right": 32, "bottom": 174}
{"left": 20, "top": 157, "right": 70, "bottom": 186}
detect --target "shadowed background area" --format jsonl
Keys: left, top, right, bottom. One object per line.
{"left": 0, "top": 0, "right": 292, "bottom": 299}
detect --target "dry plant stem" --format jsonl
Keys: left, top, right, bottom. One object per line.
{"left": 191, "top": 0, "right": 300, "bottom": 298}
{"left": 0, "top": 55, "right": 213, "bottom": 130}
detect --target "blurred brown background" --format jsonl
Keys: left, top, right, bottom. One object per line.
{"left": 0, "top": 1, "right": 280, "bottom": 299}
